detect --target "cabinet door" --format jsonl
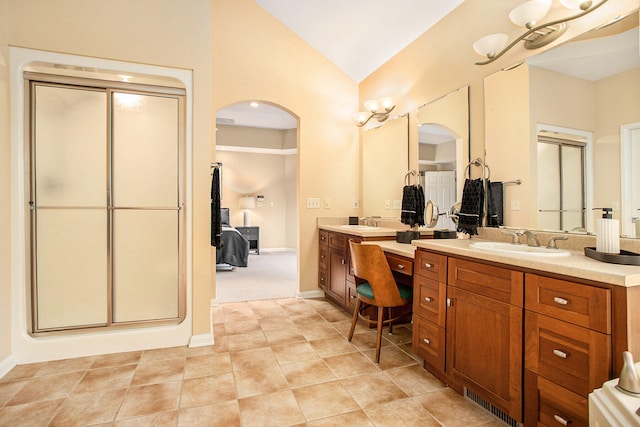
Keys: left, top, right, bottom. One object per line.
{"left": 447, "top": 286, "right": 523, "bottom": 422}
{"left": 327, "top": 247, "right": 347, "bottom": 303}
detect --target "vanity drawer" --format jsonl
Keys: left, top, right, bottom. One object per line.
{"left": 385, "top": 253, "right": 413, "bottom": 276}
{"left": 412, "top": 315, "right": 445, "bottom": 372}
{"left": 525, "top": 274, "right": 610, "bottom": 334}
{"left": 449, "top": 257, "right": 524, "bottom": 306}
{"left": 526, "top": 372, "right": 588, "bottom": 427}
{"left": 319, "top": 230, "right": 329, "bottom": 246}
{"left": 318, "top": 267, "right": 327, "bottom": 290}
{"left": 319, "top": 245, "right": 329, "bottom": 270}
{"left": 525, "top": 311, "right": 610, "bottom": 396}
{"left": 413, "top": 275, "right": 446, "bottom": 326}
{"left": 328, "top": 232, "right": 347, "bottom": 250}
{"left": 414, "top": 250, "right": 447, "bottom": 282}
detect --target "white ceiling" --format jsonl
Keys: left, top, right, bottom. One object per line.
{"left": 254, "top": 0, "right": 465, "bottom": 83}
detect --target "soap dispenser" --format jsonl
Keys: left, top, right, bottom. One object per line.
{"left": 594, "top": 207, "right": 620, "bottom": 254}
{"left": 616, "top": 351, "right": 640, "bottom": 396}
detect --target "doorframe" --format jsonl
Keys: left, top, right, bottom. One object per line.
{"left": 620, "top": 122, "right": 640, "bottom": 237}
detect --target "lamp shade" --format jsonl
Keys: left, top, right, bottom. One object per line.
{"left": 473, "top": 33, "right": 509, "bottom": 57}
{"left": 239, "top": 196, "right": 256, "bottom": 209}
{"left": 559, "top": 0, "right": 590, "bottom": 9}
{"left": 509, "top": 0, "right": 551, "bottom": 27}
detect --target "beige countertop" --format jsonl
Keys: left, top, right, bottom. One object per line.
{"left": 318, "top": 224, "right": 433, "bottom": 239}
{"left": 361, "top": 240, "right": 416, "bottom": 258}
{"left": 412, "top": 238, "right": 640, "bottom": 288}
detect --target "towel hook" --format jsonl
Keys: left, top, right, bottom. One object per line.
{"left": 403, "top": 169, "right": 419, "bottom": 186}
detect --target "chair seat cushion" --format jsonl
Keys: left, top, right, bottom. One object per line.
{"left": 356, "top": 282, "right": 412, "bottom": 300}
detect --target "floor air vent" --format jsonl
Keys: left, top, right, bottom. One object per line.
{"left": 464, "top": 388, "right": 522, "bottom": 427}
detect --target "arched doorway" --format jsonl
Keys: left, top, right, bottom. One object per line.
{"left": 214, "top": 101, "right": 299, "bottom": 303}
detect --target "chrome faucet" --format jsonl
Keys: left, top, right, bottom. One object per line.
{"left": 501, "top": 230, "right": 521, "bottom": 244}
{"left": 516, "top": 229, "right": 540, "bottom": 247}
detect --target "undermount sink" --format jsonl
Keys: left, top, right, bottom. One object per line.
{"left": 469, "top": 241, "right": 571, "bottom": 257}
{"left": 339, "top": 224, "right": 378, "bottom": 230}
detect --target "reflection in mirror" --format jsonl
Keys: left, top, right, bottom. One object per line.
{"left": 485, "top": 11, "right": 640, "bottom": 237}
{"left": 417, "top": 86, "right": 469, "bottom": 229}
{"left": 362, "top": 115, "right": 409, "bottom": 217}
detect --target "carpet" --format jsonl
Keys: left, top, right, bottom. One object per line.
{"left": 216, "top": 250, "right": 297, "bottom": 303}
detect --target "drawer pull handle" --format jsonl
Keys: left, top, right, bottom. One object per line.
{"left": 424, "top": 263, "right": 432, "bottom": 269}
{"left": 424, "top": 297, "right": 433, "bottom": 302}
{"left": 396, "top": 264, "right": 404, "bottom": 269}
{"left": 553, "top": 349, "right": 568, "bottom": 359}
{"left": 350, "top": 295, "right": 356, "bottom": 299}
{"left": 341, "top": 259, "right": 345, "bottom": 265}
{"left": 423, "top": 338, "right": 431, "bottom": 345}
{"left": 553, "top": 415, "right": 569, "bottom": 426}
{"left": 553, "top": 297, "right": 569, "bottom": 305}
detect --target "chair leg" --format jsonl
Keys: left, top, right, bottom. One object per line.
{"left": 348, "top": 299, "right": 361, "bottom": 341}
{"left": 375, "top": 306, "right": 384, "bottom": 363}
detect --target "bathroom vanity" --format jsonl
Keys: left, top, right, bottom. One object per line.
{"left": 412, "top": 238, "right": 640, "bottom": 426}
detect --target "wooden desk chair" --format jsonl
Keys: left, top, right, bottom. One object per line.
{"left": 348, "top": 240, "right": 413, "bottom": 363}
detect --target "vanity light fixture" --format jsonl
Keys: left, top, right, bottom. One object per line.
{"left": 473, "top": 0, "right": 609, "bottom": 65}
{"left": 353, "top": 97, "right": 395, "bottom": 127}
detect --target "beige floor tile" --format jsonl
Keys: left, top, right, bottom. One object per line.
{"left": 221, "top": 301, "right": 253, "bottom": 313}
{"left": 384, "top": 324, "right": 413, "bottom": 345}
{"left": 234, "top": 365, "right": 289, "bottom": 399}
{"left": 117, "top": 381, "right": 182, "bottom": 420}
{"left": 226, "top": 331, "right": 268, "bottom": 352}
{"left": 316, "top": 307, "right": 352, "bottom": 323}
{"left": 271, "top": 341, "right": 320, "bottom": 364}
{"left": 299, "top": 322, "right": 343, "bottom": 341}
{"left": 259, "top": 316, "right": 296, "bottom": 331}
{"left": 7, "top": 371, "right": 84, "bottom": 406}
{"left": 349, "top": 331, "right": 393, "bottom": 351}
{"left": 178, "top": 400, "right": 241, "bottom": 427}
{"left": 180, "top": 373, "right": 236, "bottom": 408}
{"left": 0, "top": 398, "right": 64, "bottom": 426}
{"left": 140, "top": 346, "right": 187, "bottom": 362}
{"left": 72, "top": 365, "right": 136, "bottom": 394}
{"left": 230, "top": 346, "right": 278, "bottom": 372}
{"left": 211, "top": 306, "right": 225, "bottom": 324}
{"left": 263, "top": 326, "right": 306, "bottom": 345}
{"left": 114, "top": 410, "right": 178, "bottom": 426}
{"left": 292, "top": 380, "right": 359, "bottom": 421}
{"left": 280, "top": 359, "right": 336, "bottom": 388}
{"left": 211, "top": 334, "right": 229, "bottom": 353}
{"left": 385, "top": 365, "right": 446, "bottom": 397}
{"left": 361, "top": 345, "right": 419, "bottom": 369}
{"left": 0, "top": 363, "right": 46, "bottom": 383}
{"left": 222, "top": 309, "right": 256, "bottom": 323}
{"left": 91, "top": 351, "right": 142, "bottom": 369}
{"left": 224, "top": 319, "right": 262, "bottom": 336}
{"left": 306, "top": 410, "right": 374, "bottom": 426}
{"left": 323, "top": 352, "right": 380, "bottom": 379}
{"left": 36, "top": 356, "right": 97, "bottom": 377}
{"left": 398, "top": 342, "right": 421, "bottom": 362}
{"left": 341, "top": 372, "right": 408, "bottom": 408}
{"left": 186, "top": 345, "right": 216, "bottom": 358}
{"left": 130, "top": 357, "right": 185, "bottom": 387}
{"left": 49, "top": 388, "right": 126, "bottom": 426}
{"left": 309, "top": 336, "right": 358, "bottom": 358}
{"left": 414, "top": 388, "right": 496, "bottom": 426}
{"left": 290, "top": 313, "right": 327, "bottom": 326}
{"left": 238, "top": 390, "right": 305, "bottom": 427}
{"left": 331, "top": 319, "right": 370, "bottom": 337}
{"left": 0, "top": 379, "right": 27, "bottom": 407}
{"left": 184, "top": 353, "right": 232, "bottom": 379}
{"left": 365, "top": 397, "right": 441, "bottom": 427}
{"left": 212, "top": 322, "right": 226, "bottom": 337}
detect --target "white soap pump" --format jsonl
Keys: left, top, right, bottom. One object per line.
{"left": 594, "top": 207, "right": 620, "bottom": 254}
{"left": 616, "top": 351, "right": 640, "bottom": 396}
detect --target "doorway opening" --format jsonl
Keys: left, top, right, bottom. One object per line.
{"left": 214, "top": 101, "right": 298, "bottom": 303}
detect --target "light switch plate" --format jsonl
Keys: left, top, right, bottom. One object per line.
{"left": 306, "top": 197, "right": 320, "bottom": 208}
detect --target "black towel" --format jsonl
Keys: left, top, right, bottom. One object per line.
{"left": 457, "top": 178, "right": 484, "bottom": 235}
{"left": 401, "top": 184, "right": 426, "bottom": 227}
{"left": 211, "top": 167, "right": 223, "bottom": 248}
{"left": 487, "top": 181, "right": 503, "bottom": 227}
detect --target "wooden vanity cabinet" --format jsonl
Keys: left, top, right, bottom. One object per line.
{"left": 524, "top": 274, "right": 611, "bottom": 426}
{"left": 446, "top": 257, "right": 524, "bottom": 422}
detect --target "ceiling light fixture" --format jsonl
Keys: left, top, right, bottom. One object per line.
{"left": 353, "top": 97, "right": 395, "bottom": 127}
{"left": 473, "top": 0, "right": 609, "bottom": 65}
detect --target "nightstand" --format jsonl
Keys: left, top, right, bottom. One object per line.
{"left": 236, "top": 226, "right": 259, "bottom": 254}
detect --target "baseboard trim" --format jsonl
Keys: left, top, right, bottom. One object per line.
{"left": 189, "top": 332, "right": 214, "bottom": 348}
{"left": 259, "top": 247, "right": 296, "bottom": 253}
{"left": 0, "top": 355, "right": 17, "bottom": 379}
{"left": 297, "top": 290, "right": 325, "bottom": 299}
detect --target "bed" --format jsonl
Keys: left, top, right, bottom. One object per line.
{"left": 216, "top": 208, "right": 250, "bottom": 268}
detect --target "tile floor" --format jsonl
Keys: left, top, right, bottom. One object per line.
{"left": 0, "top": 298, "right": 505, "bottom": 426}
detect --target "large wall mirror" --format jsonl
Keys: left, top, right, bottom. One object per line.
{"left": 485, "top": 10, "right": 640, "bottom": 237}
{"left": 417, "top": 86, "right": 470, "bottom": 229}
{"left": 362, "top": 114, "right": 409, "bottom": 217}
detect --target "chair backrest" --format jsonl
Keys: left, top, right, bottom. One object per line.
{"left": 348, "top": 240, "right": 406, "bottom": 307}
